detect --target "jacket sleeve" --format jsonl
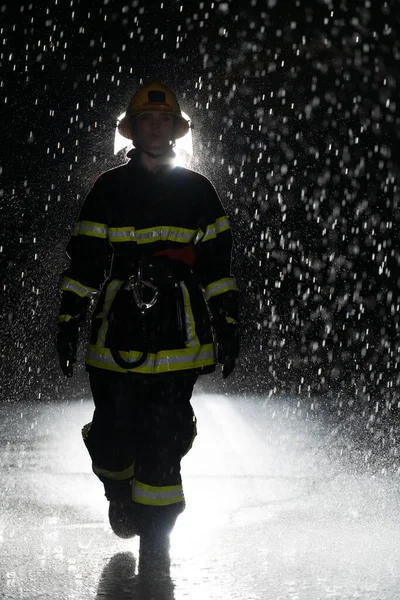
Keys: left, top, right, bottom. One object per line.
{"left": 194, "top": 178, "right": 239, "bottom": 328}
{"left": 57, "top": 175, "right": 110, "bottom": 323}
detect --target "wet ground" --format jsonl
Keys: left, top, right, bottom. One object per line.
{"left": 1, "top": 390, "right": 400, "bottom": 599}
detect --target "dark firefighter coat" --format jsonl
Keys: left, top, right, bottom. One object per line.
{"left": 58, "top": 150, "right": 238, "bottom": 375}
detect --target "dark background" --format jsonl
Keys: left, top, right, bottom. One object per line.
{"left": 1, "top": 0, "right": 400, "bottom": 419}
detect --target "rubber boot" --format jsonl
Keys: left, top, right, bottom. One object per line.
{"left": 136, "top": 504, "right": 182, "bottom": 576}
{"left": 108, "top": 501, "right": 138, "bottom": 539}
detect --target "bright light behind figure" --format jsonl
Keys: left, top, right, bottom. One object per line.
{"left": 173, "top": 111, "right": 193, "bottom": 167}
{"left": 114, "top": 115, "right": 130, "bottom": 155}
{"left": 114, "top": 111, "right": 193, "bottom": 167}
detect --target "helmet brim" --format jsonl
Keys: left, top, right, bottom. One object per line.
{"left": 117, "top": 113, "right": 190, "bottom": 141}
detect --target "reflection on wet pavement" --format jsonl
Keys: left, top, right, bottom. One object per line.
{"left": 1, "top": 393, "right": 400, "bottom": 599}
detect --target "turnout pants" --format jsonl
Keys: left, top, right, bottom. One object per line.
{"left": 83, "top": 368, "right": 198, "bottom": 535}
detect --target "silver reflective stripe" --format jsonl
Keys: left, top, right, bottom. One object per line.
{"left": 132, "top": 480, "right": 184, "bottom": 505}
{"left": 108, "top": 228, "right": 135, "bottom": 242}
{"left": 202, "top": 216, "right": 231, "bottom": 242}
{"left": 96, "top": 280, "right": 124, "bottom": 347}
{"left": 72, "top": 220, "right": 107, "bottom": 238}
{"left": 93, "top": 463, "right": 134, "bottom": 481}
{"left": 108, "top": 226, "right": 197, "bottom": 244}
{"left": 204, "top": 277, "right": 238, "bottom": 301}
{"left": 180, "top": 282, "right": 199, "bottom": 348}
{"left": 194, "top": 228, "right": 204, "bottom": 244}
{"left": 135, "top": 227, "right": 196, "bottom": 244}
{"left": 86, "top": 344, "right": 215, "bottom": 372}
{"left": 60, "top": 276, "right": 98, "bottom": 298}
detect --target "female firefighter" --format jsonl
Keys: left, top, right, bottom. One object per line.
{"left": 56, "top": 80, "right": 239, "bottom": 560}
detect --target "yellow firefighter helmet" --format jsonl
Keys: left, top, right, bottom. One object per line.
{"left": 117, "top": 80, "right": 190, "bottom": 141}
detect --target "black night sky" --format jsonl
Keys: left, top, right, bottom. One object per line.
{"left": 1, "top": 0, "right": 400, "bottom": 419}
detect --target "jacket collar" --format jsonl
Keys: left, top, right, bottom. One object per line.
{"left": 126, "top": 148, "right": 176, "bottom": 177}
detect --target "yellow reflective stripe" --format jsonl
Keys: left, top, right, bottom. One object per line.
{"left": 132, "top": 480, "right": 184, "bottom": 506}
{"left": 96, "top": 280, "right": 124, "bottom": 347}
{"left": 204, "top": 277, "right": 238, "bottom": 301}
{"left": 85, "top": 344, "right": 215, "bottom": 374}
{"left": 226, "top": 316, "right": 237, "bottom": 324}
{"left": 60, "top": 276, "right": 98, "bottom": 298}
{"left": 202, "top": 216, "right": 231, "bottom": 242}
{"left": 180, "top": 282, "right": 199, "bottom": 348}
{"left": 72, "top": 220, "right": 107, "bottom": 238}
{"left": 108, "top": 227, "right": 136, "bottom": 242}
{"left": 136, "top": 226, "right": 196, "bottom": 244}
{"left": 93, "top": 463, "right": 135, "bottom": 481}
{"left": 57, "top": 314, "right": 74, "bottom": 323}
{"left": 108, "top": 226, "right": 197, "bottom": 244}
{"left": 194, "top": 228, "right": 204, "bottom": 245}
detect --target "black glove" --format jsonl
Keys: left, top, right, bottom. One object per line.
{"left": 56, "top": 319, "right": 81, "bottom": 378}
{"left": 215, "top": 322, "right": 240, "bottom": 379}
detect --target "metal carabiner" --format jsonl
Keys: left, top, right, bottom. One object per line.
{"left": 125, "top": 264, "right": 159, "bottom": 311}
{"left": 134, "top": 279, "right": 159, "bottom": 310}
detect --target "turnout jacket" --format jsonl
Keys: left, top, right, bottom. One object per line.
{"left": 58, "top": 151, "right": 239, "bottom": 375}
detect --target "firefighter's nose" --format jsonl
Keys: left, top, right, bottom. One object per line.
{"left": 151, "top": 117, "right": 162, "bottom": 130}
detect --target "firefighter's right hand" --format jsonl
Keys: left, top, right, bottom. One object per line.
{"left": 56, "top": 320, "right": 80, "bottom": 378}
{"left": 58, "top": 356, "right": 75, "bottom": 378}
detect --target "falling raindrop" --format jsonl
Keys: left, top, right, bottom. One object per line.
{"left": 0, "top": 0, "right": 398, "bottom": 420}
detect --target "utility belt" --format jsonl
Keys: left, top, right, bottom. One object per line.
{"left": 108, "top": 256, "right": 195, "bottom": 370}
{"left": 112, "top": 253, "right": 193, "bottom": 285}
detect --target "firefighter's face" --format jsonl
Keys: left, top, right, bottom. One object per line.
{"left": 132, "top": 111, "right": 175, "bottom": 154}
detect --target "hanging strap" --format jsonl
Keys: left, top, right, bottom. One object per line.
{"left": 108, "top": 264, "right": 158, "bottom": 370}
{"left": 110, "top": 345, "right": 148, "bottom": 370}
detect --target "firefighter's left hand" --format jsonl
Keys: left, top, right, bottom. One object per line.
{"left": 222, "top": 356, "right": 236, "bottom": 379}
{"left": 216, "top": 323, "right": 239, "bottom": 379}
